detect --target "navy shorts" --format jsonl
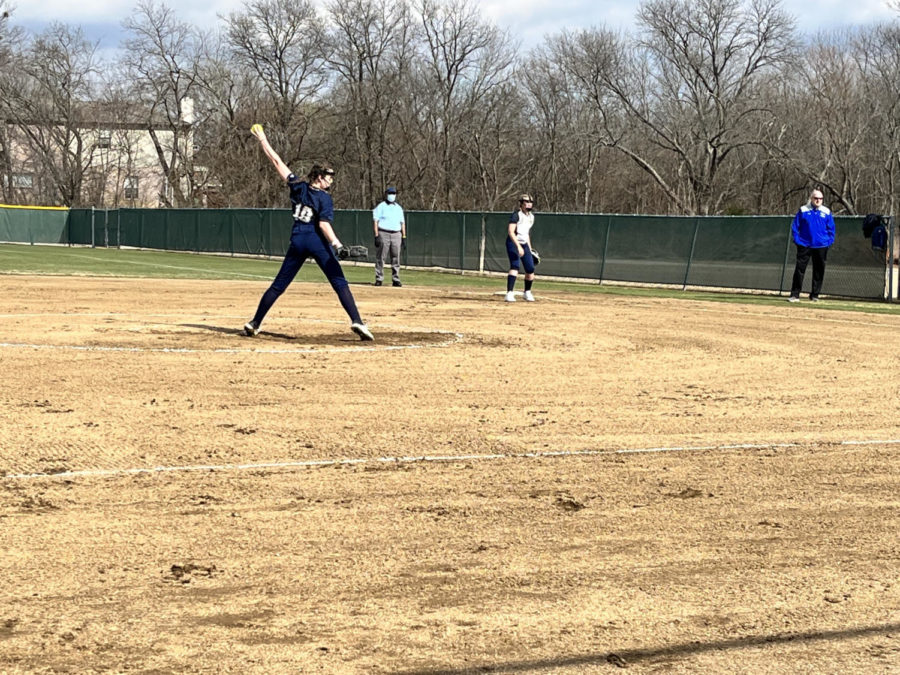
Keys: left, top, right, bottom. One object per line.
{"left": 506, "top": 239, "right": 535, "bottom": 274}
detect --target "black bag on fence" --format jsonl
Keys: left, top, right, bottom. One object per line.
{"left": 862, "top": 213, "right": 883, "bottom": 238}
{"left": 862, "top": 213, "right": 888, "bottom": 252}
{"left": 871, "top": 222, "right": 888, "bottom": 251}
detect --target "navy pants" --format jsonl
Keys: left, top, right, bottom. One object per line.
{"left": 790, "top": 245, "right": 829, "bottom": 299}
{"left": 251, "top": 224, "right": 362, "bottom": 325}
{"left": 506, "top": 239, "right": 535, "bottom": 274}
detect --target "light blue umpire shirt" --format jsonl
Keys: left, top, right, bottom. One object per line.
{"left": 373, "top": 201, "right": 405, "bottom": 233}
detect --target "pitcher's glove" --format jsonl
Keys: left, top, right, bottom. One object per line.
{"left": 331, "top": 240, "right": 350, "bottom": 259}
{"left": 531, "top": 249, "right": 541, "bottom": 265}
{"left": 348, "top": 245, "right": 369, "bottom": 260}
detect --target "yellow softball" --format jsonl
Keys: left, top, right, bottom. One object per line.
{"left": 250, "top": 124, "right": 264, "bottom": 135}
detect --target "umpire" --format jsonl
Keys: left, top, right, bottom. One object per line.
{"left": 373, "top": 186, "right": 406, "bottom": 287}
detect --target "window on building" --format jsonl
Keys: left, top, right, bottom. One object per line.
{"left": 97, "top": 130, "right": 111, "bottom": 149}
{"left": 123, "top": 175, "right": 139, "bottom": 200}
{"left": 12, "top": 174, "right": 34, "bottom": 189}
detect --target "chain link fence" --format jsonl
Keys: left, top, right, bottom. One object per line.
{"left": 2, "top": 206, "right": 894, "bottom": 301}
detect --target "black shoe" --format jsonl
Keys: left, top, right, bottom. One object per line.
{"left": 392, "top": 280, "right": 402, "bottom": 287}
{"left": 374, "top": 280, "right": 382, "bottom": 286}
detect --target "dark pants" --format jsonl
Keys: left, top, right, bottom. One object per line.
{"left": 251, "top": 224, "right": 362, "bottom": 325}
{"left": 790, "top": 245, "right": 829, "bottom": 299}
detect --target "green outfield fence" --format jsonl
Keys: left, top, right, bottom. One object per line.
{"left": 2, "top": 205, "right": 896, "bottom": 300}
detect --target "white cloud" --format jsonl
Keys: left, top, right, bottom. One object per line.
{"left": 9, "top": 0, "right": 898, "bottom": 48}
{"left": 13, "top": 0, "right": 136, "bottom": 23}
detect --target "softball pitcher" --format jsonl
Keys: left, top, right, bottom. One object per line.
{"left": 243, "top": 124, "right": 373, "bottom": 341}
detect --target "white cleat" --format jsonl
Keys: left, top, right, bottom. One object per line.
{"left": 351, "top": 322, "right": 375, "bottom": 341}
{"left": 505, "top": 291, "right": 516, "bottom": 302}
{"left": 787, "top": 296, "right": 800, "bottom": 303}
{"left": 523, "top": 290, "right": 535, "bottom": 302}
{"left": 243, "top": 320, "right": 260, "bottom": 336}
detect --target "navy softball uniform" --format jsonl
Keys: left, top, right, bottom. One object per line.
{"left": 506, "top": 209, "right": 536, "bottom": 274}
{"left": 249, "top": 175, "right": 362, "bottom": 326}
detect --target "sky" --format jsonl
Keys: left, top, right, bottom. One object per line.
{"left": 8, "top": 0, "right": 899, "bottom": 51}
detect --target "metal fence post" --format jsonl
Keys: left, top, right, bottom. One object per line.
{"left": 683, "top": 217, "right": 700, "bottom": 290}
{"left": 779, "top": 227, "right": 793, "bottom": 295}
{"left": 478, "top": 214, "right": 486, "bottom": 274}
{"left": 91, "top": 206, "right": 95, "bottom": 248}
{"left": 599, "top": 216, "right": 612, "bottom": 284}
{"left": 889, "top": 215, "right": 896, "bottom": 302}
{"left": 460, "top": 212, "right": 466, "bottom": 271}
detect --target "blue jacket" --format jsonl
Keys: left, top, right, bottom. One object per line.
{"left": 792, "top": 204, "right": 835, "bottom": 248}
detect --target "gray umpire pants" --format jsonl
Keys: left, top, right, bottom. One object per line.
{"left": 375, "top": 230, "right": 402, "bottom": 284}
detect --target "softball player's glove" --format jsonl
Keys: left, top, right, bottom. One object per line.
{"left": 531, "top": 249, "right": 541, "bottom": 266}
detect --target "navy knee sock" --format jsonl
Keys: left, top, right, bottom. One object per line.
{"left": 334, "top": 284, "right": 363, "bottom": 324}
{"left": 507, "top": 274, "right": 516, "bottom": 292}
{"left": 252, "top": 287, "right": 282, "bottom": 325}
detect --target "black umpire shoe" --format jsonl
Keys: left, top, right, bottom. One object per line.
{"left": 392, "top": 280, "right": 402, "bottom": 287}
{"left": 374, "top": 280, "right": 382, "bottom": 286}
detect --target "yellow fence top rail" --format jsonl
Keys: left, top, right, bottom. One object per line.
{"left": 0, "top": 204, "right": 69, "bottom": 211}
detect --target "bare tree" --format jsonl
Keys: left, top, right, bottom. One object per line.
{"left": 854, "top": 23, "right": 900, "bottom": 216}
{"left": 521, "top": 44, "right": 614, "bottom": 213}
{"left": 224, "top": 0, "right": 330, "bottom": 206}
{"left": 0, "top": 23, "right": 102, "bottom": 206}
{"left": 121, "top": 0, "right": 203, "bottom": 206}
{"left": 413, "top": 0, "right": 516, "bottom": 209}
{"left": 766, "top": 30, "right": 877, "bottom": 215}
{"left": 552, "top": 0, "right": 797, "bottom": 215}
{"left": 190, "top": 36, "right": 261, "bottom": 207}
{"left": 324, "top": 0, "right": 416, "bottom": 206}
{"left": 0, "top": 0, "right": 24, "bottom": 203}
{"left": 456, "top": 80, "right": 531, "bottom": 210}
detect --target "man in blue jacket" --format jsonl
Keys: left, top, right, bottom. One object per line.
{"left": 788, "top": 189, "right": 836, "bottom": 302}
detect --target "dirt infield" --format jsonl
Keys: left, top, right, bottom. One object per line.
{"left": 1, "top": 275, "right": 899, "bottom": 674}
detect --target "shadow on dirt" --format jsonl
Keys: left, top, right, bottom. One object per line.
{"left": 182, "top": 324, "right": 456, "bottom": 347}
{"left": 395, "top": 623, "right": 900, "bottom": 674}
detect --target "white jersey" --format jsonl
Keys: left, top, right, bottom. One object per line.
{"left": 509, "top": 209, "right": 534, "bottom": 244}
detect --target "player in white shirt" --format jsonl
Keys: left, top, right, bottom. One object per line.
{"left": 505, "top": 193, "right": 537, "bottom": 302}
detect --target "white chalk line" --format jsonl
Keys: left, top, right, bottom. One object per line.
{"left": 0, "top": 312, "right": 464, "bottom": 354}
{"left": 4, "top": 438, "right": 899, "bottom": 481}
{"left": 68, "top": 253, "right": 274, "bottom": 279}
{"left": 678, "top": 303, "right": 900, "bottom": 329}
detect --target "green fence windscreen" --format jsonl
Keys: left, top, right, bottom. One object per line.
{"left": 0, "top": 206, "right": 69, "bottom": 244}
{"left": 3, "top": 206, "right": 891, "bottom": 300}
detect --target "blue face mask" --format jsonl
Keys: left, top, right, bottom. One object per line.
{"left": 386, "top": 194, "right": 396, "bottom": 203}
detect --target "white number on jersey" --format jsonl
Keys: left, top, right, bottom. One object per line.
{"left": 293, "top": 204, "right": 314, "bottom": 223}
